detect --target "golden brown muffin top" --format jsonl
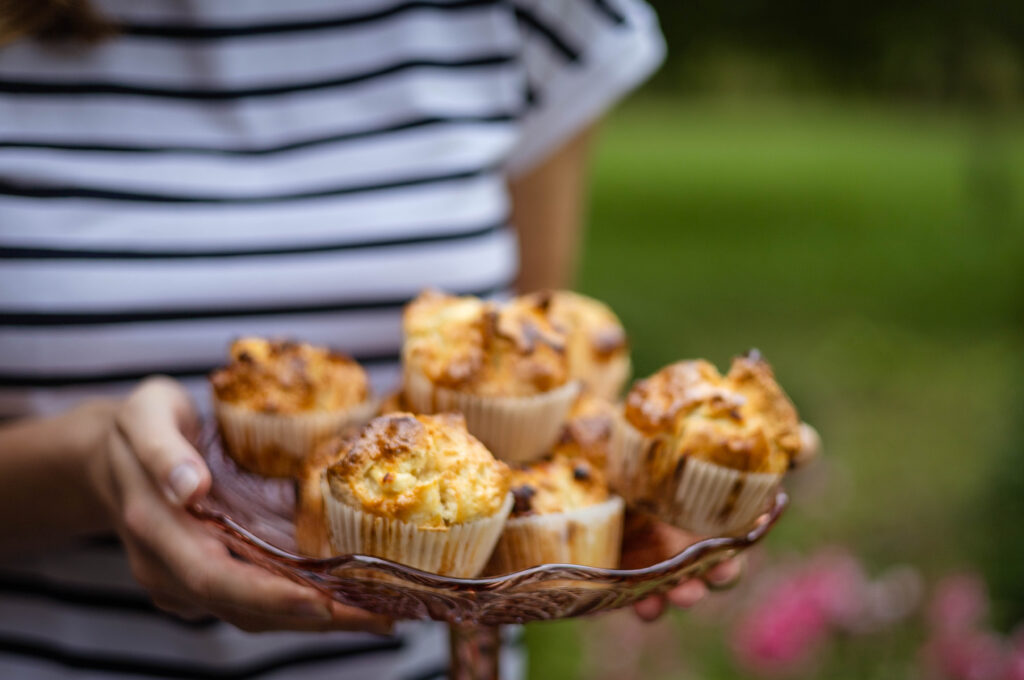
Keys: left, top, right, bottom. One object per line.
{"left": 623, "top": 351, "right": 801, "bottom": 474}
{"left": 545, "top": 290, "right": 628, "bottom": 381}
{"left": 507, "top": 454, "right": 610, "bottom": 517}
{"left": 402, "top": 290, "right": 570, "bottom": 397}
{"left": 210, "top": 338, "right": 369, "bottom": 414}
{"left": 326, "top": 412, "right": 510, "bottom": 530}
{"left": 553, "top": 392, "right": 616, "bottom": 470}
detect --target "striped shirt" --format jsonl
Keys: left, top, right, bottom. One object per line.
{"left": 0, "top": 0, "right": 663, "bottom": 677}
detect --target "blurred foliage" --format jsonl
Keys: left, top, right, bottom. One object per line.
{"left": 526, "top": 94, "right": 1024, "bottom": 678}
{"left": 647, "top": 1, "right": 1024, "bottom": 105}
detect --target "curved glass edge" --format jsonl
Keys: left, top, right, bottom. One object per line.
{"left": 189, "top": 491, "right": 788, "bottom": 588}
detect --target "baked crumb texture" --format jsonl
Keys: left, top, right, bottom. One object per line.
{"left": 326, "top": 412, "right": 510, "bottom": 530}
{"left": 553, "top": 392, "right": 617, "bottom": 471}
{"left": 211, "top": 337, "right": 369, "bottom": 414}
{"left": 402, "top": 290, "right": 571, "bottom": 397}
{"left": 487, "top": 452, "right": 624, "bottom": 572}
{"left": 545, "top": 290, "right": 631, "bottom": 399}
{"left": 508, "top": 454, "right": 609, "bottom": 518}
{"left": 623, "top": 351, "right": 801, "bottom": 474}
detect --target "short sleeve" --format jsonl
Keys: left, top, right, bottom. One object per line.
{"left": 505, "top": 0, "right": 665, "bottom": 177}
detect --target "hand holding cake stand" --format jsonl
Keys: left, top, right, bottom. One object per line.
{"left": 199, "top": 296, "right": 812, "bottom": 680}
{"left": 189, "top": 433, "right": 789, "bottom": 680}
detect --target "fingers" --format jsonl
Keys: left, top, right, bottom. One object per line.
{"left": 116, "top": 377, "right": 210, "bottom": 506}
{"left": 202, "top": 597, "right": 391, "bottom": 634}
{"left": 327, "top": 602, "right": 393, "bottom": 635}
{"left": 793, "top": 422, "right": 822, "bottom": 467}
{"left": 106, "top": 378, "right": 391, "bottom": 635}
{"left": 633, "top": 595, "right": 666, "bottom": 621}
{"left": 667, "top": 579, "right": 707, "bottom": 608}
{"left": 704, "top": 554, "right": 745, "bottom": 591}
{"left": 119, "top": 457, "right": 330, "bottom": 620}
{"left": 149, "top": 592, "right": 208, "bottom": 622}
{"left": 633, "top": 565, "right": 736, "bottom": 622}
{"left": 111, "top": 429, "right": 389, "bottom": 634}
{"left": 130, "top": 532, "right": 389, "bottom": 633}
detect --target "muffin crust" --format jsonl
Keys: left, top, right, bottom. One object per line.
{"left": 507, "top": 455, "right": 609, "bottom": 518}
{"left": 545, "top": 290, "right": 629, "bottom": 387}
{"left": 211, "top": 338, "right": 369, "bottom": 413}
{"left": 326, "top": 413, "right": 510, "bottom": 530}
{"left": 402, "top": 290, "right": 570, "bottom": 397}
{"left": 554, "top": 392, "right": 617, "bottom": 470}
{"left": 623, "top": 351, "right": 801, "bottom": 474}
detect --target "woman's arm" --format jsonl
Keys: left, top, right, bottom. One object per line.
{"left": 0, "top": 399, "right": 117, "bottom": 550}
{"left": 0, "top": 378, "right": 389, "bottom": 633}
{"left": 510, "top": 125, "right": 597, "bottom": 293}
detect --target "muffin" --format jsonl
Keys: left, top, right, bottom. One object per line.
{"left": 609, "top": 350, "right": 802, "bottom": 535}
{"left": 487, "top": 454, "right": 624, "bottom": 574}
{"left": 546, "top": 290, "right": 631, "bottom": 399}
{"left": 553, "top": 392, "right": 618, "bottom": 472}
{"left": 401, "top": 290, "right": 580, "bottom": 463}
{"left": 210, "top": 338, "right": 375, "bottom": 478}
{"left": 321, "top": 412, "right": 512, "bottom": 577}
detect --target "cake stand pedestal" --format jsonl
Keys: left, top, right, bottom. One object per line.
{"left": 449, "top": 623, "right": 501, "bottom": 680}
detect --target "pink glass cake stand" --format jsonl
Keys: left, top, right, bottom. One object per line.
{"left": 189, "top": 430, "right": 788, "bottom": 680}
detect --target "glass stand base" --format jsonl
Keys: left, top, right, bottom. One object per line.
{"left": 449, "top": 623, "right": 501, "bottom": 680}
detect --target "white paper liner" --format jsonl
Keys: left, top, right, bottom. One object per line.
{"left": 214, "top": 398, "right": 376, "bottom": 478}
{"left": 582, "top": 354, "right": 632, "bottom": 401}
{"left": 609, "top": 414, "right": 782, "bottom": 535}
{"left": 607, "top": 412, "right": 651, "bottom": 501}
{"left": 487, "top": 496, "right": 625, "bottom": 574}
{"left": 322, "top": 482, "right": 514, "bottom": 578}
{"left": 402, "top": 369, "right": 580, "bottom": 464}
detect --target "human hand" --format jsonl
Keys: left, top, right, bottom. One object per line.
{"left": 623, "top": 421, "right": 821, "bottom": 620}
{"left": 620, "top": 513, "right": 745, "bottom": 622}
{"left": 87, "top": 377, "right": 391, "bottom": 634}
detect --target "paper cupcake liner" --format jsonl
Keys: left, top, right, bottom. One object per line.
{"left": 403, "top": 369, "right": 580, "bottom": 464}
{"left": 486, "top": 496, "right": 625, "bottom": 574}
{"left": 583, "top": 354, "right": 632, "bottom": 401}
{"left": 609, "top": 415, "right": 781, "bottom": 535}
{"left": 214, "top": 398, "right": 376, "bottom": 478}
{"left": 607, "top": 413, "right": 651, "bottom": 501}
{"left": 322, "top": 481, "right": 514, "bottom": 578}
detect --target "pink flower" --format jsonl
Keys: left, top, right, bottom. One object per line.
{"left": 929, "top": 574, "right": 989, "bottom": 636}
{"left": 924, "top": 631, "right": 1006, "bottom": 680}
{"left": 729, "top": 548, "right": 924, "bottom": 676}
{"left": 1003, "top": 629, "right": 1024, "bottom": 680}
{"left": 799, "top": 551, "right": 866, "bottom": 628}
{"left": 732, "top": 590, "right": 829, "bottom": 675}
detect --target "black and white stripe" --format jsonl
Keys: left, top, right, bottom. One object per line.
{"left": 0, "top": 111, "right": 516, "bottom": 156}
{"left": 0, "top": 541, "right": 443, "bottom": 679}
{"left": 0, "top": 0, "right": 662, "bottom": 676}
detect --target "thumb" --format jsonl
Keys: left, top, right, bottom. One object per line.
{"left": 117, "top": 376, "right": 211, "bottom": 507}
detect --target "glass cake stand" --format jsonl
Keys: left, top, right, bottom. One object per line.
{"left": 189, "top": 430, "right": 788, "bottom": 680}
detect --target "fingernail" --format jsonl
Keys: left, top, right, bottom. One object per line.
{"left": 294, "top": 601, "right": 332, "bottom": 621}
{"left": 166, "top": 463, "right": 200, "bottom": 505}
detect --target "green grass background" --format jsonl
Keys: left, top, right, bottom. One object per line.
{"left": 524, "top": 96, "right": 1024, "bottom": 679}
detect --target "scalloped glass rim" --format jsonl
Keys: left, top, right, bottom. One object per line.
{"left": 190, "top": 491, "right": 787, "bottom": 588}
{"left": 188, "top": 426, "right": 789, "bottom": 625}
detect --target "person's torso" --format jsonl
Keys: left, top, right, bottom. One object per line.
{"left": 0, "top": 2, "right": 538, "bottom": 676}
{"left": 0, "top": 0, "right": 533, "bottom": 418}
